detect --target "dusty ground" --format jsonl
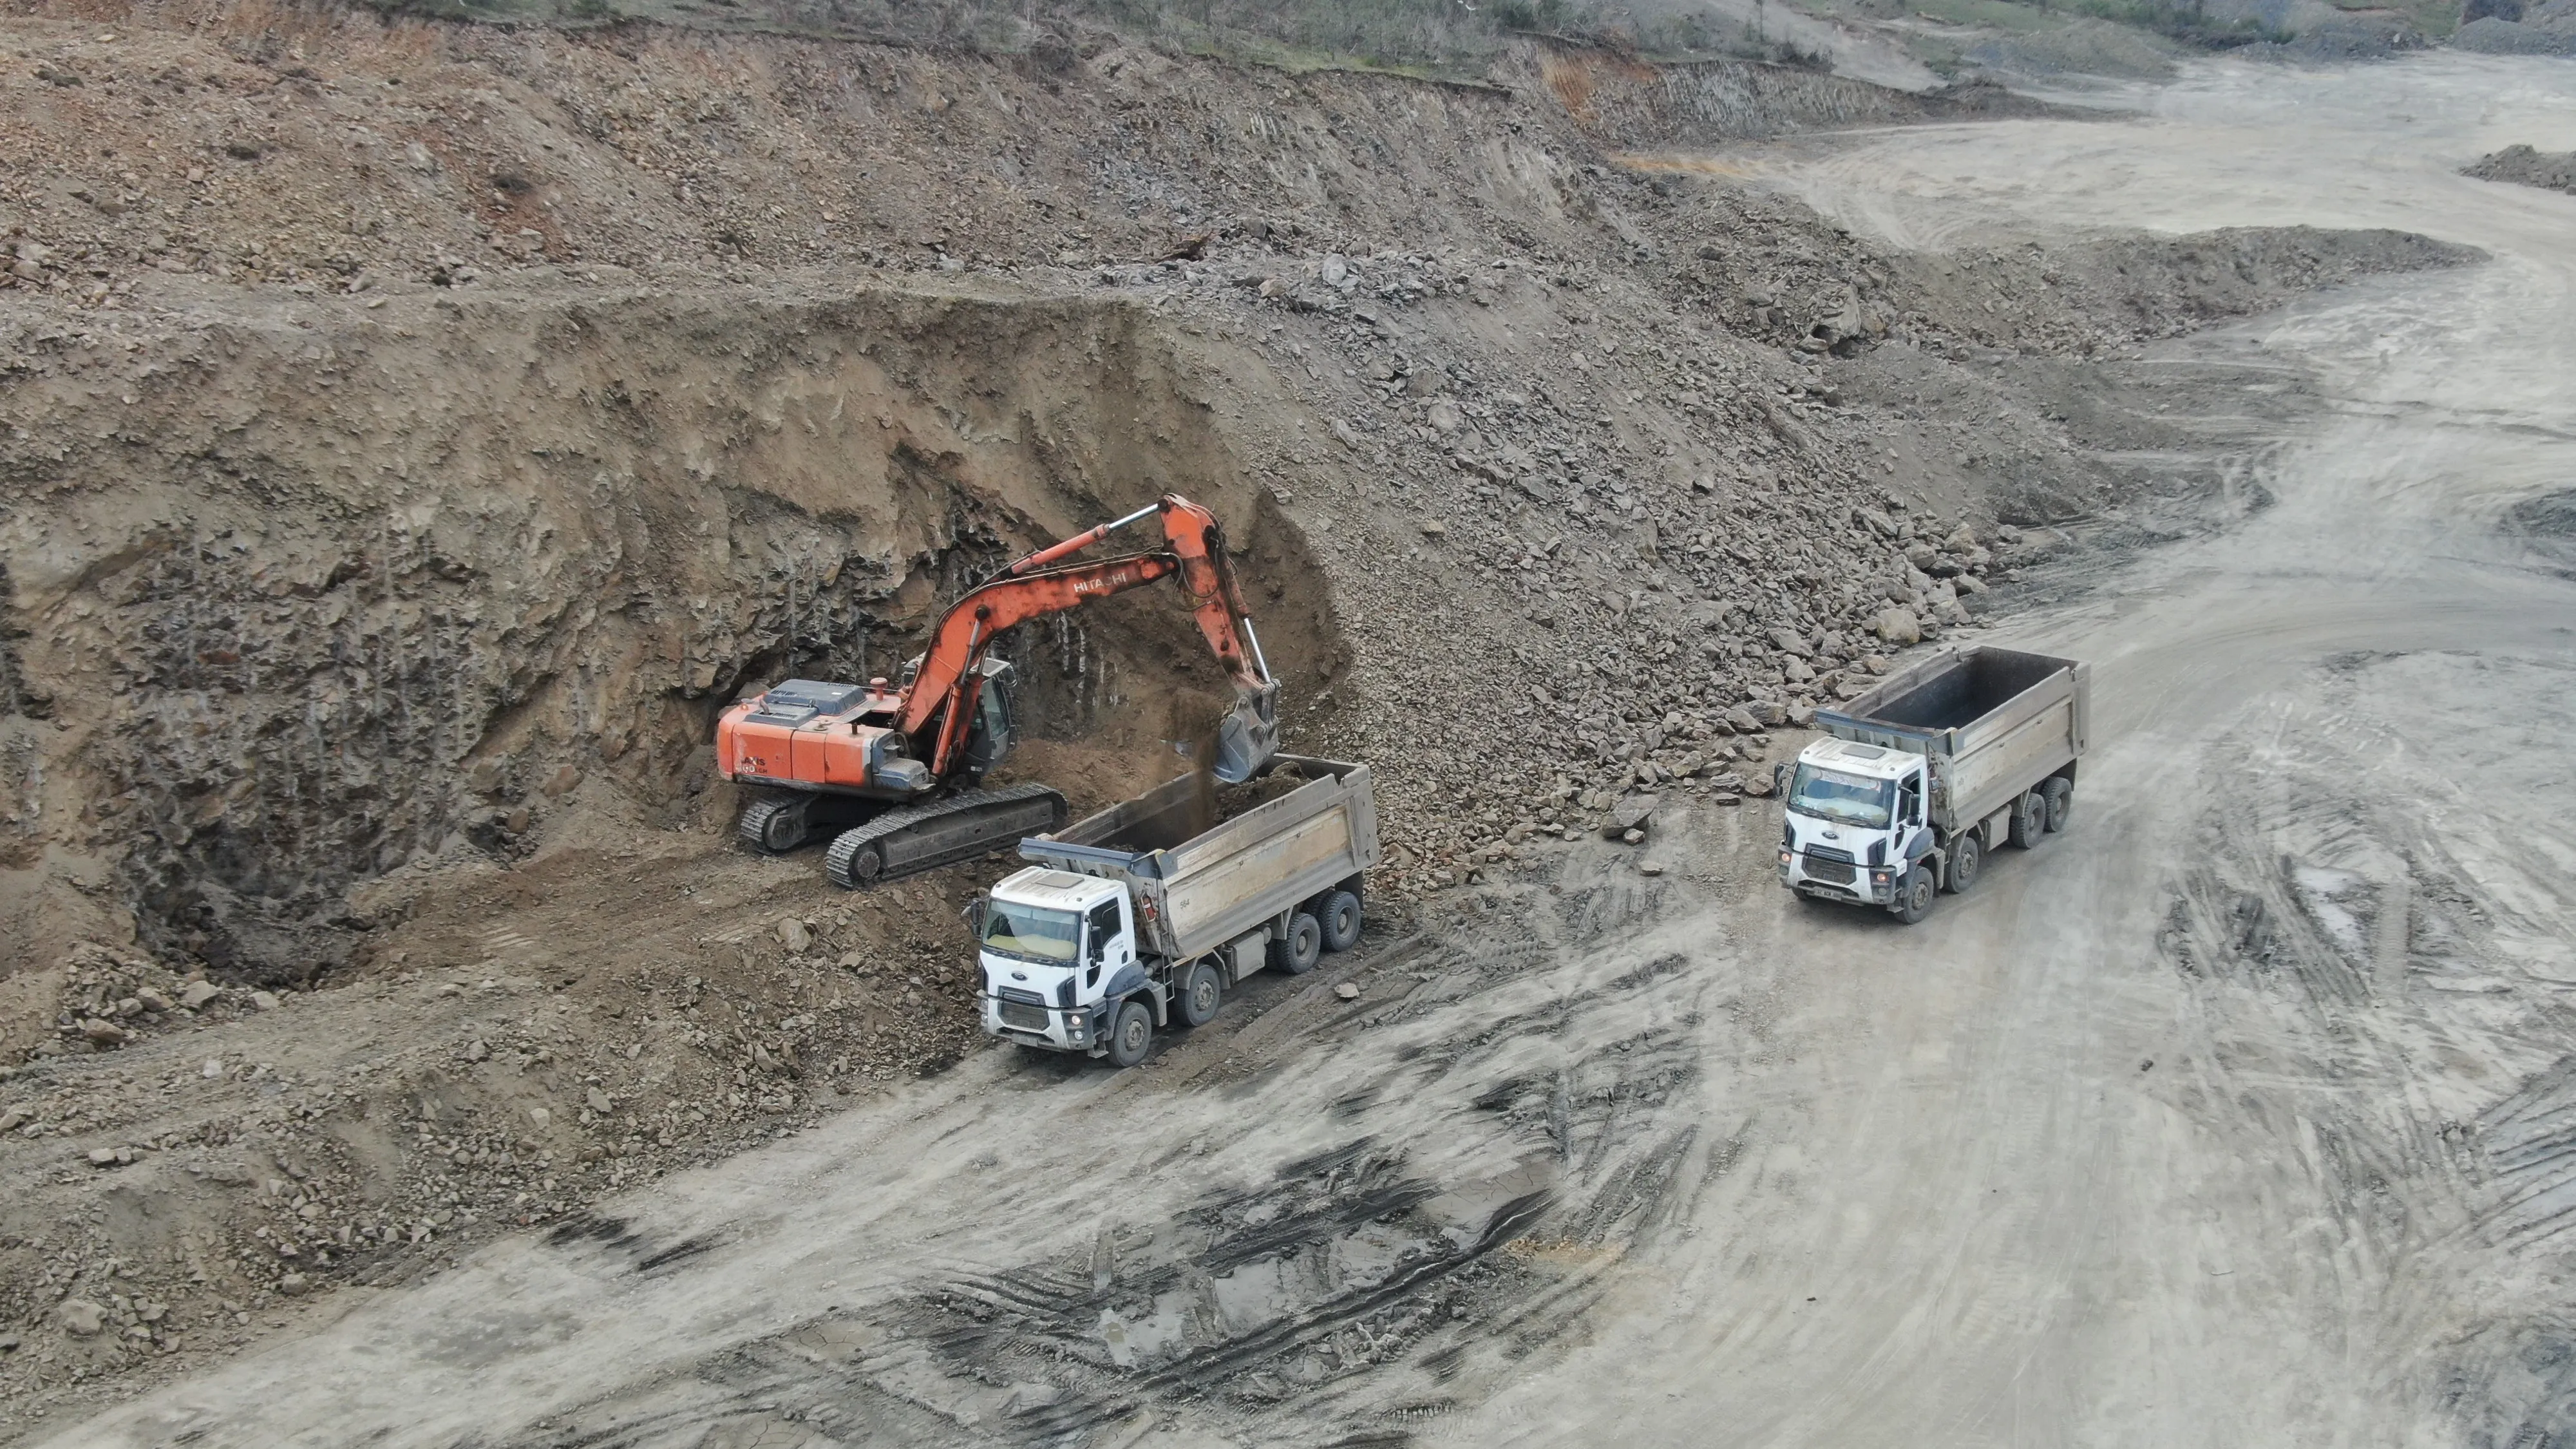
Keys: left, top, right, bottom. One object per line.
{"left": 0, "top": 1, "right": 2564, "bottom": 1441}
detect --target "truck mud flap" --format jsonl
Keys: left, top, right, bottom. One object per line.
{"left": 825, "top": 783, "right": 1068, "bottom": 889}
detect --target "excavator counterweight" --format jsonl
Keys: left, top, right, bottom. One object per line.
{"left": 714, "top": 494, "right": 1282, "bottom": 889}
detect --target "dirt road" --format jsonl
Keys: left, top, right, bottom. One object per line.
{"left": 41, "top": 53, "right": 2576, "bottom": 1449}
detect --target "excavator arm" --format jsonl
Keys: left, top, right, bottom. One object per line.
{"left": 899, "top": 495, "right": 1280, "bottom": 782}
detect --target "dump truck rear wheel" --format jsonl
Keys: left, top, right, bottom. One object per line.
{"left": 1893, "top": 865, "right": 1937, "bottom": 924}
{"left": 1318, "top": 891, "right": 1363, "bottom": 952}
{"left": 2009, "top": 791, "right": 2045, "bottom": 849}
{"left": 1178, "top": 963, "right": 1222, "bottom": 1027}
{"left": 2043, "top": 778, "right": 2072, "bottom": 833}
{"left": 1106, "top": 999, "right": 1153, "bottom": 1067}
{"left": 1273, "top": 912, "right": 1323, "bottom": 975}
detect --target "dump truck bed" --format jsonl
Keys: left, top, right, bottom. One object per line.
{"left": 1815, "top": 647, "right": 2089, "bottom": 831}
{"left": 1019, "top": 756, "right": 1379, "bottom": 962}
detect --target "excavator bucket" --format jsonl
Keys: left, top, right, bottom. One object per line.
{"left": 1211, "top": 683, "right": 1282, "bottom": 784}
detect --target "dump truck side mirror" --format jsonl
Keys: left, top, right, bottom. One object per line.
{"left": 1772, "top": 762, "right": 1789, "bottom": 797}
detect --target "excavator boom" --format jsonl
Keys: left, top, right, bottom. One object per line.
{"left": 898, "top": 495, "right": 1278, "bottom": 781}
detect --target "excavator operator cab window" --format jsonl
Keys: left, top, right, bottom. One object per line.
{"left": 963, "top": 659, "right": 1020, "bottom": 776}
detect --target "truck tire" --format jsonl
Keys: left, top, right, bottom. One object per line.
{"left": 1944, "top": 833, "right": 1982, "bottom": 894}
{"left": 1318, "top": 890, "right": 1363, "bottom": 953}
{"left": 1271, "top": 912, "right": 1323, "bottom": 975}
{"left": 1178, "top": 963, "right": 1223, "bottom": 1027}
{"left": 2043, "top": 777, "right": 2072, "bottom": 833}
{"left": 1893, "top": 865, "right": 1937, "bottom": 924}
{"left": 1106, "top": 999, "right": 1153, "bottom": 1068}
{"left": 2008, "top": 791, "right": 2045, "bottom": 849}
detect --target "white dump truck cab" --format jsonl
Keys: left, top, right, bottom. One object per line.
{"left": 1778, "top": 739, "right": 1931, "bottom": 911}
{"left": 974, "top": 867, "right": 1159, "bottom": 1057}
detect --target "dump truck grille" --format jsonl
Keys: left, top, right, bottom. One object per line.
{"left": 1802, "top": 851, "right": 1857, "bottom": 885}
{"left": 996, "top": 989, "right": 1050, "bottom": 1032}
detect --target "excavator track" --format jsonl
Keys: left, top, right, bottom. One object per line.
{"left": 736, "top": 793, "right": 812, "bottom": 855}
{"left": 825, "top": 782, "right": 1068, "bottom": 890}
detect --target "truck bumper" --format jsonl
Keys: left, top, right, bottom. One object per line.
{"left": 981, "top": 996, "right": 1102, "bottom": 1054}
{"left": 1779, "top": 849, "right": 1896, "bottom": 906}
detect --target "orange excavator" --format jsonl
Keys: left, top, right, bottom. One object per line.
{"left": 715, "top": 494, "right": 1282, "bottom": 889}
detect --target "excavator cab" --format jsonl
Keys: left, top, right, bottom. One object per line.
{"left": 959, "top": 657, "right": 1021, "bottom": 781}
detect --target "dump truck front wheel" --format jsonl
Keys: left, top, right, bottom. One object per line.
{"left": 1893, "top": 866, "right": 1937, "bottom": 925}
{"left": 1106, "top": 1000, "right": 1154, "bottom": 1068}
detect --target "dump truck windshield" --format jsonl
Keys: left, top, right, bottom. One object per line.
{"left": 982, "top": 903, "right": 1081, "bottom": 963}
{"left": 1788, "top": 764, "right": 1896, "bottom": 829}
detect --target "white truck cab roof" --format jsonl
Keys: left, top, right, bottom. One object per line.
{"left": 1797, "top": 737, "right": 1922, "bottom": 781}
{"left": 988, "top": 865, "right": 1124, "bottom": 913}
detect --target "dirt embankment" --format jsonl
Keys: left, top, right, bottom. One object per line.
{"left": 0, "top": 1, "right": 2496, "bottom": 1430}
{"left": 0, "top": 280, "right": 1342, "bottom": 994}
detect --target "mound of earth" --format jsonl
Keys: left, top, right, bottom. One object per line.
{"left": 2466, "top": 144, "right": 2576, "bottom": 194}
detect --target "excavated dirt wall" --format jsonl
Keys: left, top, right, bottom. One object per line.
{"left": 0, "top": 278, "right": 1343, "bottom": 1006}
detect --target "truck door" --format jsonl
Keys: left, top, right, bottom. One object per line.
{"left": 1084, "top": 898, "right": 1133, "bottom": 993}
{"left": 1899, "top": 769, "right": 1931, "bottom": 863}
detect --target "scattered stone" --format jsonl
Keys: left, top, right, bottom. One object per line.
{"left": 56, "top": 1300, "right": 105, "bottom": 1337}
{"left": 1640, "top": 863, "right": 1665, "bottom": 876}
{"left": 1605, "top": 793, "right": 1660, "bottom": 840}
{"left": 0, "top": 1107, "right": 26, "bottom": 1134}
{"left": 1873, "top": 607, "right": 1924, "bottom": 645}
{"left": 80, "top": 1018, "right": 129, "bottom": 1046}
{"left": 87, "top": 1147, "right": 120, "bottom": 1166}
{"left": 1333, "top": 982, "right": 1361, "bottom": 1001}
{"left": 587, "top": 1087, "right": 614, "bottom": 1113}
{"left": 248, "top": 990, "right": 281, "bottom": 1011}
{"left": 779, "top": 917, "right": 812, "bottom": 952}
{"left": 278, "top": 1272, "right": 310, "bottom": 1296}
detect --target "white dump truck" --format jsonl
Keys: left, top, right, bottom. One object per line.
{"left": 972, "top": 756, "right": 1379, "bottom": 1066}
{"left": 1777, "top": 646, "right": 2089, "bottom": 923}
